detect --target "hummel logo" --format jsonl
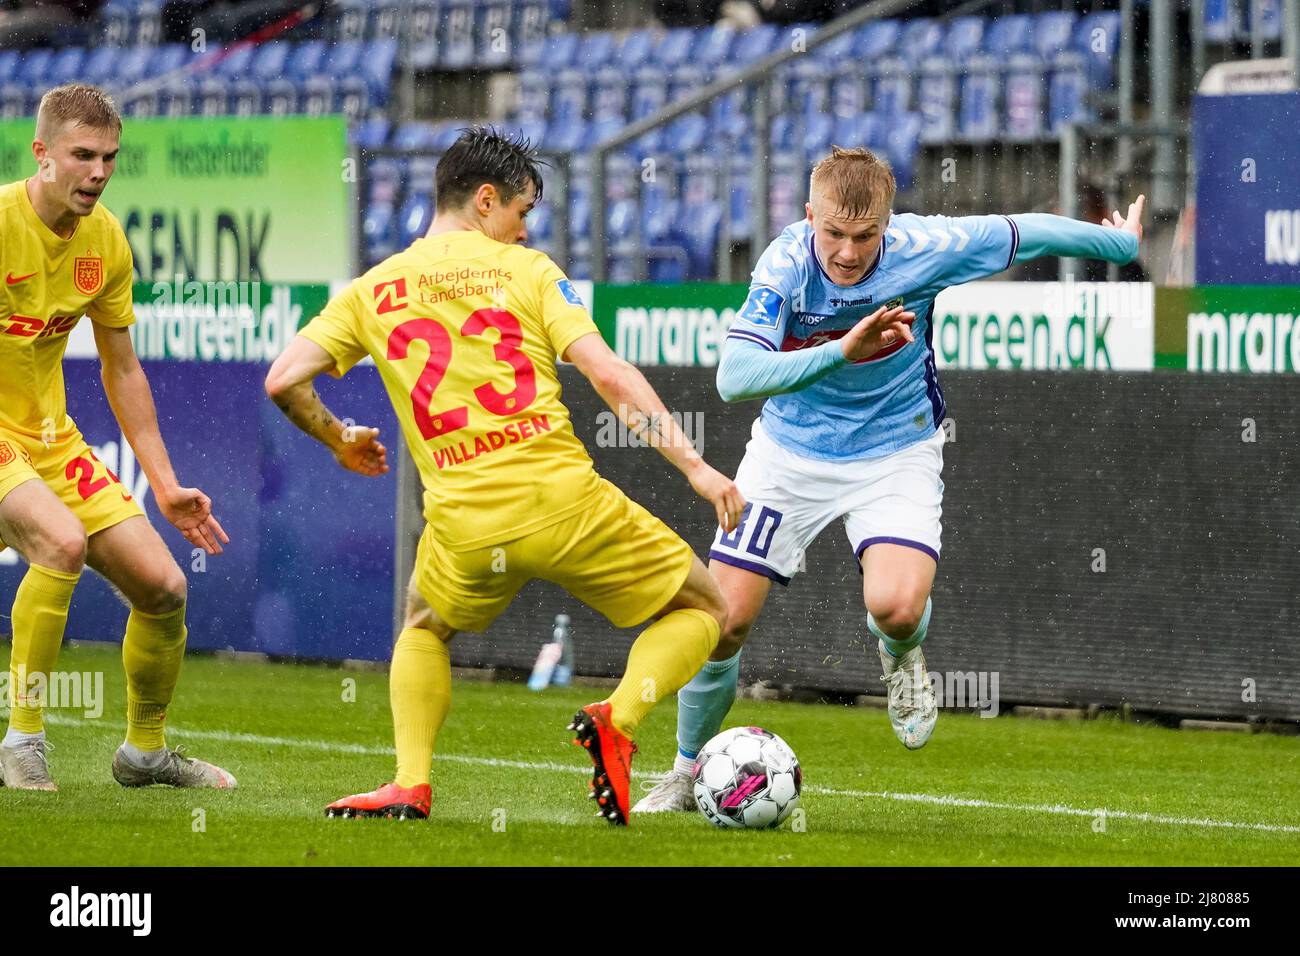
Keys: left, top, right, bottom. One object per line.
{"left": 6, "top": 271, "right": 36, "bottom": 285}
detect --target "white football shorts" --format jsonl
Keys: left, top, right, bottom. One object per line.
{"left": 709, "top": 418, "right": 946, "bottom": 584}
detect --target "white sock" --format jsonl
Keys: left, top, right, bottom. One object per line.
{"left": 3, "top": 728, "right": 44, "bottom": 747}
{"left": 673, "top": 751, "right": 696, "bottom": 777}
{"left": 120, "top": 741, "right": 167, "bottom": 768}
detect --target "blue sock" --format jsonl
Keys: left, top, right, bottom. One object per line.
{"left": 870, "top": 598, "right": 932, "bottom": 658}
{"left": 675, "top": 651, "right": 741, "bottom": 762}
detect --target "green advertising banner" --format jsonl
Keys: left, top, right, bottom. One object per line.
{"left": 1156, "top": 286, "right": 1300, "bottom": 372}
{"left": 64, "top": 281, "right": 333, "bottom": 362}
{"left": 0, "top": 115, "right": 352, "bottom": 284}
{"left": 593, "top": 283, "right": 747, "bottom": 367}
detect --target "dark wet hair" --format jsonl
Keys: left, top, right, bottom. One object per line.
{"left": 435, "top": 125, "right": 546, "bottom": 212}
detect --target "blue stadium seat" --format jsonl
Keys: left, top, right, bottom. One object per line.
{"left": 251, "top": 41, "right": 289, "bottom": 81}
{"left": 916, "top": 57, "right": 957, "bottom": 144}
{"left": 79, "top": 47, "right": 119, "bottom": 86}
{"left": 693, "top": 24, "right": 736, "bottom": 67}
{"left": 0, "top": 50, "right": 21, "bottom": 85}
{"left": 1203, "top": 0, "right": 1235, "bottom": 43}
{"left": 729, "top": 24, "right": 776, "bottom": 64}
{"left": 360, "top": 39, "right": 398, "bottom": 102}
{"left": 668, "top": 65, "right": 707, "bottom": 105}
{"left": 870, "top": 59, "right": 912, "bottom": 116}
{"left": 575, "top": 31, "right": 616, "bottom": 70}
{"left": 1070, "top": 11, "right": 1121, "bottom": 90}
{"left": 263, "top": 80, "right": 299, "bottom": 116}
{"left": 407, "top": 1, "right": 442, "bottom": 69}
{"left": 398, "top": 191, "right": 433, "bottom": 246}
{"left": 431, "top": 121, "right": 467, "bottom": 151}
{"left": 48, "top": 47, "right": 87, "bottom": 86}
{"left": 803, "top": 112, "right": 834, "bottom": 156}
{"left": 364, "top": 201, "right": 398, "bottom": 262}
{"left": 534, "top": 31, "right": 579, "bottom": 71}
{"left": 1243, "top": 0, "right": 1283, "bottom": 41}
{"left": 516, "top": 70, "right": 550, "bottom": 121}
{"left": 591, "top": 67, "right": 629, "bottom": 120}
{"left": 1031, "top": 11, "right": 1077, "bottom": 60}
{"left": 229, "top": 80, "right": 263, "bottom": 117}
{"left": 855, "top": 18, "right": 901, "bottom": 59}
{"left": 544, "top": 116, "right": 587, "bottom": 153}
{"left": 121, "top": 88, "right": 161, "bottom": 118}
{"left": 551, "top": 69, "right": 588, "bottom": 123}
{"left": 337, "top": 76, "right": 372, "bottom": 118}
{"left": 160, "top": 79, "right": 195, "bottom": 118}
{"left": 352, "top": 117, "right": 391, "bottom": 149}
{"left": 22, "top": 49, "right": 55, "bottom": 85}
{"left": 834, "top": 112, "right": 880, "bottom": 152}
{"left": 943, "top": 16, "right": 985, "bottom": 63}
{"left": 441, "top": 0, "right": 478, "bottom": 70}
{"left": 615, "top": 29, "right": 656, "bottom": 70}
{"left": 300, "top": 77, "right": 336, "bottom": 116}
{"left": 584, "top": 115, "right": 624, "bottom": 149}
{"left": 630, "top": 68, "right": 668, "bottom": 122}
{"left": 335, "top": 0, "right": 372, "bottom": 42}
{"left": 197, "top": 77, "right": 230, "bottom": 117}
{"left": 790, "top": 60, "right": 830, "bottom": 116}
{"left": 654, "top": 28, "right": 698, "bottom": 70}
{"left": 215, "top": 44, "right": 255, "bottom": 79}
{"left": 829, "top": 64, "right": 866, "bottom": 118}
{"left": 1004, "top": 54, "right": 1046, "bottom": 142}
{"left": 515, "top": 0, "right": 552, "bottom": 67}
{"left": 1048, "top": 60, "right": 1091, "bottom": 133}
{"left": 983, "top": 14, "right": 1033, "bottom": 59}
{"left": 958, "top": 57, "right": 1000, "bottom": 142}
{"left": 0, "top": 84, "right": 29, "bottom": 120}
{"left": 674, "top": 200, "right": 722, "bottom": 279}
{"left": 880, "top": 111, "right": 921, "bottom": 189}
{"left": 477, "top": 0, "right": 515, "bottom": 68}
{"left": 150, "top": 43, "right": 190, "bottom": 78}
{"left": 288, "top": 41, "right": 327, "bottom": 80}
{"left": 665, "top": 113, "right": 708, "bottom": 155}
{"left": 895, "top": 18, "right": 942, "bottom": 65}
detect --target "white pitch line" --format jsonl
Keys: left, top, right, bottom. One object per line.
{"left": 34, "top": 714, "right": 1300, "bottom": 836}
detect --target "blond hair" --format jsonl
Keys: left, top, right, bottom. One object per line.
{"left": 35, "top": 84, "right": 122, "bottom": 144}
{"left": 809, "top": 146, "right": 896, "bottom": 220}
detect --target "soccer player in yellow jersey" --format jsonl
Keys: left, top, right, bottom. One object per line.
{"left": 266, "top": 127, "right": 744, "bottom": 825}
{"left": 0, "top": 85, "right": 234, "bottom": 791}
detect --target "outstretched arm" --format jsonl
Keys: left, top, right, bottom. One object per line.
{"left": 92, "top": 321, "right": 230, "bottom": 554}
{"left": 716, "top": 304, "right": 915, "bottom": 403}
{"left": 563, "top": 332, "right": 746, "bottom": 532}
{"left": 1011, "top": 194, "right": 1145, "bottom": 266}
{"left": 264, "top": 336, "right": 389, "bottom": 478}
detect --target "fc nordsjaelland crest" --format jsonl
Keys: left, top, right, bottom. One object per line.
{"left": 74, "top": 254, "right": 103, "bottom": 295}
{"left": 0, "top": 441, "right": 14, "bottom": 467}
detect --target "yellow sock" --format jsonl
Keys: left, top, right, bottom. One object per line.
{"left": 122, "top": 605, "right": 186, "bottom": 751}
{"left": 7, "top": 564, "right": 81, "bottom": 734}
{"left": 390, "top": 628, "right": 451, "bottom": 789}
{"left": 608, "top": 608, "right": 720, "bottom": 738}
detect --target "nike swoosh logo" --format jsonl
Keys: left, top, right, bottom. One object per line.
{"left": 6, "top": 272, "right": 35, "bottom": 285}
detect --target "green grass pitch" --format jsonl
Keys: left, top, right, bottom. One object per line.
{"left": 1, "top": 642, "right": 1297, "bottom": 867}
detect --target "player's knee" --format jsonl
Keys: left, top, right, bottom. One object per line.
{"left": 42, "top": 524, "right": 87, "bottom": 574}
{"left": 867, "top": 594, "right": 926, "bottom": 640}
{"left": 714, "top": 617, "right": 751, "bottom": 659}
{"left": 135, "top": 566, "right": 188, "bottom": 615}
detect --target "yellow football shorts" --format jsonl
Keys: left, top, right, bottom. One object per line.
{"left": 414, "top": 477, "right": 696, "bottom": 633}
{"left": 0, "top": 426, "right": 145, "bottom": 552}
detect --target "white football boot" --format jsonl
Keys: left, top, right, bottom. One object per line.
{"left": 0, "top": 737, "right": 57, "bottom": 791}
{"left": 878, "top": 641, "right": 937, "bottom": 749}
{"left": 631, "top": 770, "right": 697, "bottom": 813}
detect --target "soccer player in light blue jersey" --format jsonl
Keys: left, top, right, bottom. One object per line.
{"left": 635, "top": 146, "right": 1144, "bottom": 813}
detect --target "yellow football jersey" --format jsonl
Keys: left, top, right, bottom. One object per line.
{"left": 0, "top": 179, "right": 135, "bottom": 440}
{"left": 300, "top": 230, "right": 607, "bottom": 551}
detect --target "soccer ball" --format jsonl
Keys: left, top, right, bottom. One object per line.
{"left": 692, "top": 726, "right": 802, "bottom": 829}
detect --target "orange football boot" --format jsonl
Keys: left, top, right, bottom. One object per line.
{"left": 324, "top": 782, "right": 431, "bottom": 820}
{"left": 568, "top": 702, "right": 637, "bottom": 826}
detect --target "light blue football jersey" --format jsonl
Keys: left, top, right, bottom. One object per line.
{"left": 726, "top": 214, "right": 1021, "bottom": 461}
